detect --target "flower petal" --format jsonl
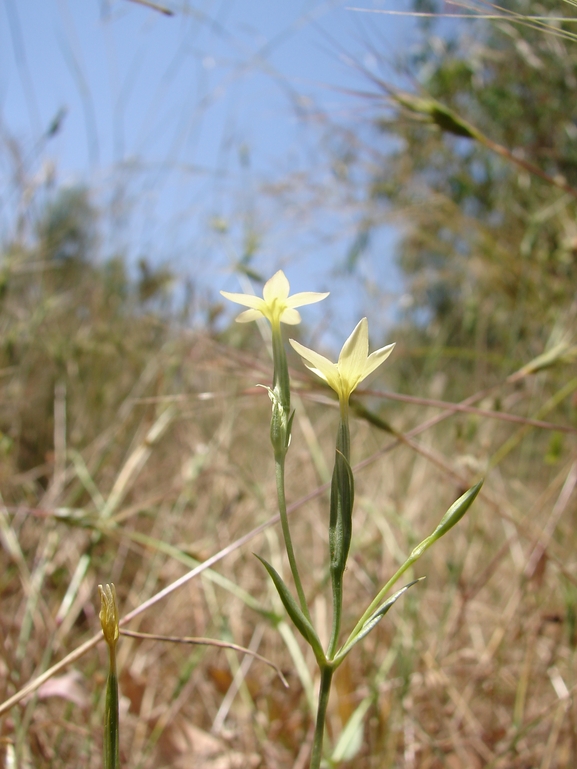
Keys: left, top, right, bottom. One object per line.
{"left": 235, "top": 308, "right": 263, "bottom": 323}
{"left": 263, "top": 270, "right": 290, "bottom": 303}
{"left": 362, "top": 343, "right": 396, "bottom": 381}
{"left": 287, "top": 291, "right": 330, "bottom": 308}
{"left": 303, "top": 365, "right": 328, "bottom": 383}
{"left": 220, "top": 290, "right": 263, "bottom": 310}
{"left": 279, "top": 308, "right": 302, "bottom": 325}
{"left": 290, "top": 339, "right": 341, "bottom": 391}
{"left": 338, "top": 318, "right": 369, "bottom": 393}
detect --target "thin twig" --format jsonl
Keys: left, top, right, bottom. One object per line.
{"left": 119, "top": 628, "right": 288, "bottom": 687}
{"left": 361, "top": 389, "right": 577, "bottom": 435}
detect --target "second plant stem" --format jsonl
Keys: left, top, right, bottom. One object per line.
{"left": 275, "top": 453, "right": 311, "bottom": 622}
{"left": 310, "top": 664, "right": 334, "bottom": 769}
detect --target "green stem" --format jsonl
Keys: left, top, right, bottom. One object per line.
{"left": 269, "top": 321, "right": 310, "bottom": 620}
{"left": 310, "top": 665, "right": 334, "bottom": 769}
{"left": 104, "top": 645, "right": 119, "bottom": 769}
{"left": 272, "top": 322, "right": 291, "bottom": 414}
{"left": 327, "top": 576, "right": 342, "bottom": 660}
{"left": 275, "top": 454, "right": 311, "bottom": 622}
{"left": 338, "top": 400, "right": 350, "bottom": 455}
{"left": 337, "top": 414, "right": 351, "bottom": 463}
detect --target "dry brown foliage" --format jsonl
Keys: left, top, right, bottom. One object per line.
{"left": 0, "top": 319, "right": 576, "bottom": 768}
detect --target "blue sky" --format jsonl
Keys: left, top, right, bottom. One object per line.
{"left": 0, "top": 0, "right": 423, "bottom": 345}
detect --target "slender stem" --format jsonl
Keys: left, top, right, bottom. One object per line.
{"left": 327, "top": 576, "right": 342, "bottom": 660}
{"left": 272, "top": 322, "right": 291, "bottom": 414}
{"left": 339, "top": 399, "right": 350, "bottom": 450}
{"left": 104, "top": 645, "right": 119, "bottom": 769}
{"left": 275, "top": 454, "right": 311, "bottom": 622}
{"left": 269, "top": 322, "right": 311, "bottom": 620}
{"left": 310, "top": 665, "right": 334, "bottom": 769}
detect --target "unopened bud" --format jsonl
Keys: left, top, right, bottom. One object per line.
{"left": 99, "top": 583, "right": 119, "bottom": 649}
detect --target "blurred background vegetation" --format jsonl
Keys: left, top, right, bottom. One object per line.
{"left": 1, "top": 1, "right": 576, "bottom": 767}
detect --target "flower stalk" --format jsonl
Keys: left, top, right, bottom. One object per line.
{"left": 270, "top": 318, "right": 309, "bottom": 618}
{"left": 221, "top": 271, "right": 328, "bottom": 619}
{"left": 310, "top": 664, "right": 334, "bottom": 769}
{"left": 99, "top": 583, "right": 120, "bottom": 769}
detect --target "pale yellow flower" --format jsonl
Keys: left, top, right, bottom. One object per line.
{"left": 290, "top": 318, "right": 395, "bottom": 404}
{"left": 220, "top": 270, "right": 329, "bottom": 327}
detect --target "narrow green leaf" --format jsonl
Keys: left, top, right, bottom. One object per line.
{"left": 331, "top": 697, "right": 372, "bottom": 763}
{"left": 509, "top": 341, "right": 577, "bottom": 381}
{"left": 255, "top": 555, "right": 325, "bottom": 664}
{"left": 344, "top": 481, "right": 483, "bottom": 657}
{"left": 423, "top": 479, "right": 483, "bottom": 548}
{"left": 335, "top": 579, "right": 422, "bottom": 663}
{"left": 329, "top": 448, "right": 355, "bottom": 577}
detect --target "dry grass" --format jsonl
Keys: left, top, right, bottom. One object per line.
{"left": 0, "top": 324, "right": 576, "bottom": 769}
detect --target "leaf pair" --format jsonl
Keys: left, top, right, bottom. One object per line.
{"left": 335, "top": 579, "right": 423, "bottom": 665}
{"left": 346, "top": 480, "right": 484, "bottom": 649}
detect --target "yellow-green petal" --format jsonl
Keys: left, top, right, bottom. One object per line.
{"left": 287, "top": 291, "right": 330, "bottom": 307}
{"left": 279, "top": 308, "right": 302, "bottom": 325}
{"left": 289, "top": 340, "right": 341, "bottom": 392}
{"left": 263, "top": 270, "right": 290, "bottom": 303}
{"left": 338, "top": 319, "right": 370, "bottom": 393}
{"left": 220, "top": 290, "right": 264, "bottom": 310}
{"left": 236, "top": 308, "right": 263, "bottom": 323}
{"left": 363, "top": 344, "right": 396, "bottom": 378}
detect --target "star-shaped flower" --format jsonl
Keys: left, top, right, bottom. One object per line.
{"left": 220, "top": 270, "right": 329, "bottom": 327}
{"left": 290, "top": 318, "right": 395, "bottom": 404}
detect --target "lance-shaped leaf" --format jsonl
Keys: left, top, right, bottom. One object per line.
{"left": 255, "top": 555, "right": 326, "bottom": 665}
{"left": 410, "top": 479, "right": 484, "bottom": 559}
{"left": 329, "top": 448, "right": 355, "bottom": 581}
{"left": 345, "top": 480, "right": 484, "bottom": 650}
{"left": 334, "top": 579, "right": 423, "bottom": 665}
{"left": 330, "top": 697, "right": 373, "bottom": 763}
{"left": 508, "top": 340, "right": 577, "bottom": 382}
